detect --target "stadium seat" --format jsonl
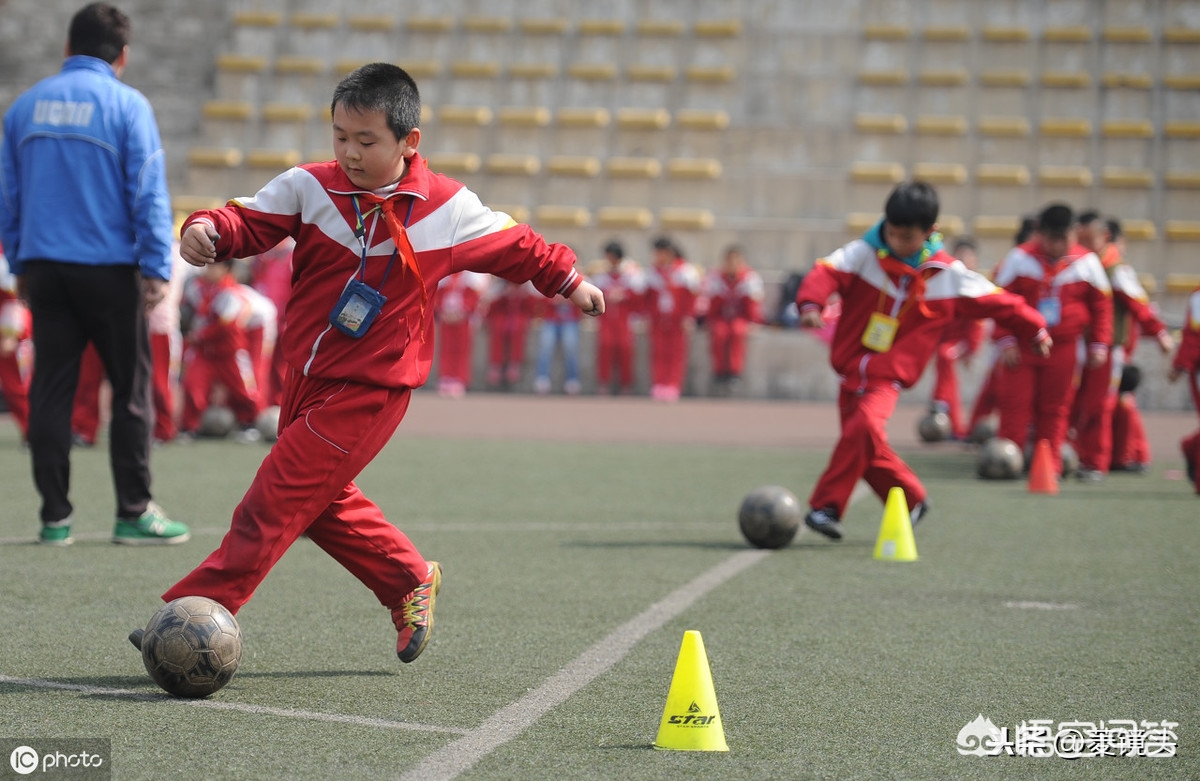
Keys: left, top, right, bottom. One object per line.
{"left": 508, "top": 63, "right": 558, "bottom": 80}
{"left": 577, "top": 19, "right": 625, "bottom": 36}
{"left": 490, "top": 204, "right": 532, "bottom": 224}
{"left": 520, "top": 18, "right": 569, "bottom": 35}
{"left": 912, "top": 162, "right": 968, "bottom": 184}
{"left": 462, "top": 16, "right": 512, "bottom": 33}
{"left": 850, "top": 162, "right": 905, "bottom": 183}
{"left": 1165, "top": 121, "right": 1200, "bottom": 137}
{"left": 535, "top": 205, "right": 591, "bottom": 227}
{"left": 863, "top": 23, "right": 910, "bottom": 40}
{"left": 854, "top": 114, "right": 908, "bottom": 133}
{"left": 922, "top": 25, "right": 970, "bottom": 41}
{"left": 685, "top": 66, "right": 736, "bottom": 84}
{"left": 1165, "top": 28, "right": 1200, "bottom": 43}
{"left": 845, "top": 212, "right": 879, "bottom": 233}
{"left": 406, "top": 16, "right": 454, "bottom": 33}
{"left": 616, "top": 108, "right": 670, "bottom": 130}
{"left": 1103, "top": 26, "right": 1153, "bottom": 43}
{"left": 1102, "top": 119, "right": 1154, "bottom": 137}
{"left": 597, "top": 207, "right": 654, "bottom": 229}
{"left": 426, "top": 153, "right": 482, "bottom": 175}
{"left": 1102, "top": 168, "right": 1154, "bottom": 188}
{"left": 245, "top": 149, "right": 300, "bottom": 171}
{"left": 334, "top": 59, "right": 371, "bottom": 77}
{"left": 916, "top": 115, "right": 968, "bottom": 135}
{"left": 172, "top": 195, "right": 224, "bottom": 214}
{"left": 497, "top": 107, "right": 552, "bottom": 127}
{"left": 1163, "top": 74, "right": 1200, "bottom": 90}
{"left": 557, "top": 108, "right": 612, "bottom": 128}
{"left": 979, "top": 69, "right": 1032, "bottom": 87}
{"left": 188, "top": 147, "right": 243, "bottom": 168}
{"left": 1166, "top": 221, "right": 1200, "bottom": 241}
{"left": 1122, "top": 220, "right": 1157, "bottom": 240}
{"left": 202, "top": 100, "right": 254, "bottom": 121}
{"left": 1043, "top": 25, "right": 1093, "bottom": 42}
{"left": 289, "top": 12, "right": 339, "bottom": 30}
{"left": 978, "top": 116, "right": 1032, "bottom": 136}
{"left": 1102, "top": 72, "right": 1154, "bottom": 89}
{"left": 347, "top": 15, "right": 395, "bottom": 32}
{"left": 1038, "top": 165, "right": 1093, "bottom": 187}
{"left": 973, "top": 215, "right": 1022, "bottom": 237}
{"left": 857, "top": 69, "right": 909, "bottom": 86}
{"left": 667, "top": 158, "right": 723, "bottom": 179}
{"left": 1166, "top": 272, "right": 1200, "bottom": 290}
{"left": 1040, "top": 118, "right": 1093, "bottom": 137}
{"left": 451, "top": 61, "right": 502, "bottom": 79}
{"left": 568, "top": 63, "right": 619, "bottom": 81}
{"left": 976, "top": 164, "right": 1031, "bottom": 185}
{"left": 547, "top": 156, "right": 601, "bottom": 177}
{"left": 485, "top": 154, "right": 541, "bottom": 176}
{"left": 274, "top": 56, "right": 325, "bottom": 76}
{"left": 937, "top": 215, "right": 966, "bottom": 236}
{"left": 675, "top": 110, "right": 731, "bottom": 130}
{"left": 440, "top": 106, "right": 494, "bottom": 126}
{"left": 659, "top": 208, "right": 715, "bottom": 230}
{"left": 919, "top": 69, "right": 969, "bottom": 86}
{"left": 395, "top": 60, "right": 441, "bottom": 80}
{"left": 1139, "top": 273, "right": 1159, "bottom": 293}
{"left": 693, "top": 20, "right": 743, "bottom": 37}
{"left": 981, "top": 25, "right": 1032, "bottom": 42}
{"left": 606, "top": 157, "right": 662, "bottom": 178}
{"left": 626, "top": 65, "right": 677, "bottom": 82}
{"left": 637, "top": 19, "right": 684, "bottom": 36}
{"left": 1041, "top": 71, "right": 1092, "bottom": 88}
{"left": 232, "top": 10, "right": 282, "bottom": 27}
{"left": 1166, "top": 171, "right": 1200, "bottom": 188}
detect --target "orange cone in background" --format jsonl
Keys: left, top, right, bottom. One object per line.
{"left": 1027, "top": 439, "right": 1059, "bottom": 495}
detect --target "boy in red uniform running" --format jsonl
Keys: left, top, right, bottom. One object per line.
{"left": 1169, "top": 285, "right": 1200, "bottom": 494}
{"left": 796, "top": 182, "right": 1050, "bottom": 539}
{"left": 135, "top": 64, "right": 604, "bottom": 663}
{"left": 993, "top": 204, "right": 1113, "bottom": 477}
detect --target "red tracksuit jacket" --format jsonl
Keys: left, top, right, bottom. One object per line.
{"left": 797, "top": 239, "right": 1048, "bottom": 390}
{"left": 183, "top": 154, "right": 582, "bottom": 390}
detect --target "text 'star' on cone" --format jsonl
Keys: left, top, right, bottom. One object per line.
{"left": 873, "top": 486, "right": 918, "bottom": 561}
{"left": 653, "top": 630, "right": 729, "bottom": 751}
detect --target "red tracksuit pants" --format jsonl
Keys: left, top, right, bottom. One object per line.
{"left": 180, "top": 347, "right": 260, "bottom": 431}
{"left": 487, "top": 315, "right": 530, "bottom": 384}
{"left": 996, "top": 341, "right": 1079, "bottom": 476}
{"left": 150, "top": 331, "right": 179, "bottom": 442}
{"left": 72, "top": 343, "right": 105, "bottom": 443}
{"left": 438, "top": 320, "right": 474, "bottom": 385}
{"left": 163, "top": 372, "right": 427, "bottom": 612}
{"left": 1111, "top": 393, "right": 1150, "bottom": 468}
{"left": 967, "top": 357, "right": 1001, "bottom": 433}
{"left": 1182, "top": 374, "right": 1200, "bottom": 494}
{"left": 708, "top": 318, "right": 749, "bottom": 378}
{"left": 1071, "top": 351, "right": 1119, "bottom": 472}
{"left": 932, "top": 343, "right": 965, "bottom": 438}
{"left": 595, "top": 318, "right": 634, "bottom": 390}
{"left": 650, "top": 321, "right": 689, "bottom": 390}
{"left": 0, "top": 350, "right": 29, "bottom": 437}
{"left": 809, "top": 383, "right": 925, "bottom": 518}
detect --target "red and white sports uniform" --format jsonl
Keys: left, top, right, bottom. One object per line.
{"left": 240, "top": 283, "right": 278, "bottom": 413}
{"left": 71, "top": 343, "right": 104, "bottom": 446}
{"left": 993, "top": 241, "right": 1113, "bottom": 475}
{"left": 249, "top": 239, "right": 294, "bottom": 407}
{"left": 146, "top": 246, "right": 189, "bottom": 442}
{"left": 592, "top": 259, "right": 646, "bottom": 393}
{"left": 643, "top": 257, "right": 701, "bottom": 400}
{"left": 1071, "top": 257, "right": 1168, "bottom": 472}
{"left": 931, "top": 316, "right": 985, "bottom": 439}
{"left": 180, "top": 274, "right": 259, "bottom": 431}
{"left": 164, "top": 154, "right": 583, "bottom": 614}
{"left": 0, "top": 246, "right": 31, "bottom": 437}
{"left": 797, "top": 240, "right": 1047, "bottom": 518}
{"left": 434, "top": 270, "right": 488, "bottom": 395}
{"left": 1173, "top": 287, "right": 1200, "bottom": 493}
{"left": 483, "top": 279, "right": 538, "bottom": 388}
{"left": 701, "top": 266, "right": 764, "bottom": 380}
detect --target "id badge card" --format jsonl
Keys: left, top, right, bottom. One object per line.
{"left": 861, "top": 311, "right": 899, "bottom": 352}
{"left": 1037, "top": 297, "right": 1061, "bottom": 327}
{"left": 330, "top": 278, "right": 386, "bottom": 338}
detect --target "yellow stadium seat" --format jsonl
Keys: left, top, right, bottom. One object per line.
{"left": 217, "top": 54, "right": 267, "bottom": 73}
{"left": 520, "top": 18, "right": 569, "bottom": 35}
{"left": 845, "top": 212, "right": 879, "bottom": 233}
{"left": 535, "top": 205, "right": 591, "bottom": 227}
{"left": 854, "top": 114, "right": 908, "bottom": 133}
{"left": 463, "top": 16, "right": 512, "bottom": 33}
{"left": 1103, "top": 26, "right": 1153, "bottom": 43}
{"left": 261, "top": 103, "right": 312, "bottom": 123}
{"left": 395, "top": 60, "right": 441, "bottom": 79}
{"left": 922, "top": 25, "right": 970, "bottom": 41}
{"left": 1164, "top": 29, "right": 1200, "bottom": 43}
{"left": 557, "top": 108, "right": 612, "bottom": 128}
{"left": 439, "top": 106, "right": 494, "bottom": 126}
{"left": 626, "top": 65, "right": 677, "bottom": 82}
{"left": 685, "top": 66, "right": 736, "bottom": 83}
{"left": 913, "top": 163, "right": 968, "bottom": 184}
{"left": 406, "top": 16, "right": 454, "bottom": 33}
{"left": 1041, "top": 71, "right": 1092, "bottom": 88}
{"left": 568, "top": 63, "right": 618, "bottom": 81}
{"left": 938, "top": 215, "right": 966, "bottom": 236}
{"left": 675, "top": 110, "right": 731, "bottom": 130}
{"left": 188, "top": 147, "right": 243, "bottom": 167}
{"left": 667, "top": 158, "right": 723, "bottom": 179}
{"left": 693, "top": 20, "right": 743, "bottom": 37}
{"left": 508, "top": 63, "right": 558, "bottom": 79}
{"left": 334, "top": 59, "right": 371, "bottom": 76}
{"left": 246, "top": 149, "right": 300, "bottom": 170}
{"left": 1102, "top": 119, "right": 1154, "bottom": 137}
{"left": 578, "top": 19, "right": 625, "bottom": 35}
{"left": 1043, "top": 25, "right": 1093, "bottom": 42}
{"left": 616, "top": 108, "right": 671, "bottom": 130}
{"left": 1166, "top": 272, "right": 1200, "bottom": 290}
{"left": 979, "top": 69, "right": 1032, "bottom": 88}
{"left": 1165, "top": 121, "right": 1200, "bottom": 137}
{"left": 1122, "top": 220, "right": 1157, "bottom": 240}
{"left": 485, "top": 154, "right": 541, "bottom": 176}
{"left": 850, "top": 162, "right": 905, "bottom": 183}
{"left": 858, "top": 69, "right": 909, "bottom": 86}
{"left": 916, "top": 115, "right": 968, "bottom": 135}
{"left": 347, "top": 15, "right": 395, "bottom": 32}
{"left": 497, "top": 107, "right": 552, "bottom": 127}
{"left": 982, "top": 26, "right": 1032, "bottom": 42}
{"left": 637, "top": 19, "right": 684, "bottom": 36}
{"left": 659, "top": 208, "right": 715, "bottom": 230}
{"left": 1102, "top": 168, "right": 1154, "bottom": 188}
{"left": 1166, "top": 171, "right": 1200, "bottom": 188}
{"left": 919, "top": 69, "right": 969, "bottom": 87}
{"left": 232, "top": 10, "right": 281, "bottom": 27}
{"left": 607, "top": 157, "right": 662, "bottom": 178}
{"left": 863, "top": 23, "right": 910, "bottom": 40}
{"left": 451, "top": 61, "right": 502, "bottom": 79}
{"left": 546, "top": 156, "right": 601, "bottom": 177}
{"left": 202, "top": 100, "right": 254, "bottom": 121}
{"left": 1040, "top": 118, "right": 1093, "bottom": 137}
{"left": 1164, "top": 74, "right": 1200, "bottom": 90}
{"left": 1102, "top": 72, "right": 1154, "bottom": 89}
{"left": 491, "top": 204, "right": 532, "bottom": 224}
{"left": 1138, "top": 273, "right": 1158, "bottom": 293}
{"left": 597, "top": 207, "right": 654, "bottom": 229}
{"left": 1166, "top": 222, "right": 1200, "bottom": 241}
{"left": 1039, "top": 166, "right": 1093, "bottom": 187}
{"left": 973, "top": 215, "right": 1022, "bottom": 237}
{"left": 426, "top": 153, "right": 482, "bottom": 175}
{"left": 290, "top": 13, "right": 339, "bottom": 29}
{"left": 978, "top": 116, "right": 1032, "bottom": 136}
{"left": 275, "top": 56, "right": 326, "bottom": 75}
{"left": 173, "top": 195, "right": 225, "bottom": 213}
{"left": 976, "top": 165, "right": 1031, "bottom": 185}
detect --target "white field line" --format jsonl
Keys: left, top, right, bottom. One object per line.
{"left": 396, "top": 549, "right": 772, "bottom": 781}
{"left": 0, "top": 674, "right": 468, "bottom": 735}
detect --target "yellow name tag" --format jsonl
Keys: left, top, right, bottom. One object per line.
{"left": 862, "top": 311, "right": 899, "bottom": 352}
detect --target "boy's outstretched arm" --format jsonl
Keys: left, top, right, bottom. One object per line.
{"left": 569, "top": 279, "right": 605, "bottom": 316}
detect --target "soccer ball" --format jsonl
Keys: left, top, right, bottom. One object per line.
{"left": 917, "top": 410, "right": 953, "bottom": 442}
{"left": 967, "top": 416, "right": 999, "bottom": 445}
{"left": 141, "top": 596, "right": 242, "bottom": 698}
{"left": 738, "top": 485, "right": 802, "bottom": 549}
{"left": 977, "top": 437, "right": 1024, "bottom": 480}
{"left": 198, "top": 406, "right": 236, "bottom": 438}
{"left": 255, "top": 405, "right": 281, "bottom": 442}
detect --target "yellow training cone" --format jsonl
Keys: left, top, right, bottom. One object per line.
{"left": 873, "top": 486, "right": 918, "bottom": 562}
{"left": 653, "top": 630, "right": 729, "bottom": 751}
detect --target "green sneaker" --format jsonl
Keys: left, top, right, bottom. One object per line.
{"left": 38, "top": 521, "right": 73, "bottom": 546}
{"left": 113, "top": 502, "right": 190, "bottom": 545}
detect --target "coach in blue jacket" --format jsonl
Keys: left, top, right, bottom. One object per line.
{"left": 0, "top": 3, "right": 189, "bottom": 546}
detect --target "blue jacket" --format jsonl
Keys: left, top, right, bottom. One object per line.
{"left": 0, "top": 56, "right": 173, "bottom": 280}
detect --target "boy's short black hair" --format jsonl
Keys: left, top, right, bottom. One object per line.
{"left": 1107, "top": 217, "right": 1123, "bottom": 241}
{"left": 1076, "top": 208, "right": 1102, "bottom": 227}
{"left": 1037, "top": 203, "right": 1074, "bottom": 237}
{"left": 68, "top": 2, "right": 130, "bottom": 64}
{"left": 331, "top": 63, "right": 422, "bottom": 141}
{"left": 1014, "top": 215, "right": 1037, "bottom": 245}
{"left": 950, "top": 235, "right": 978, "bottom": 255}
{"left": 652, "top": 236, "right": 674, "bottom": 252}
{"left": 883, "top": 181, "right": 939, "bottom": 230}
{"left": 604, "top": 240, "right": 624, "bottom": 259}
{"left": 1118, "top": 364, "right": 1141, "bottom": 394}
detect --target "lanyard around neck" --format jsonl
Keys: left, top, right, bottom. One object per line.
{"left": 350, "top": 194, "right": 415, "bottom": 286}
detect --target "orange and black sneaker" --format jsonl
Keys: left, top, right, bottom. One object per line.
{"left": 392, "top": 561, "right": 442, "bottom": 663}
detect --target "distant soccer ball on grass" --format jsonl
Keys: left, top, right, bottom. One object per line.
{"left": 141, "top": 596, "right": 242, "bottom": 698}
{"left": 977, "top": 437, "right": 1024, "bottom": 480}
{"left": 255, "top": 405, "right": 281, "bottom": 442}
{"left": 917, "top": 410, "right": 953, "bottom": 442}
{"left": 198, "top": 405, "right": 236, "bottom": 438}
{"left": 967, "top": 416, "right": 998, "bottom": 445}
{"left": 738, "top": 485, "right": 802, "bottom": 549}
